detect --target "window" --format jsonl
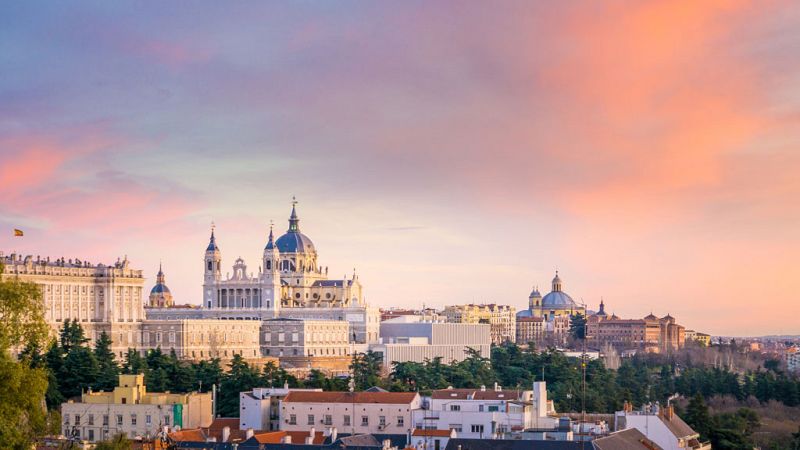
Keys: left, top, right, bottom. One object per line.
{"left": 164, "top": 415, "right": 170, "bottom": 426}
{"left": 289, "top": 414, "right": 297, "bottom": 425}
{"left": 307, "top": 414, "right": 315, "bottom": 425}
{"left": 488, "top": 405, "right": 499, "bottom": 412}
{"left": 449, "top": 405, "right": 461, "bottom": 411}
{"left": 361, "top": 416, "right": 369, "bottom": 426}
{"left": 64, "top": 416, "right": 69, "bottom": 425}
{"left": 169, "top": 332, "right": 175, "bottom": 343}
{"left": 449, "top": 424, "right": 463, "bottom": 432}
{"left": 397, "top": 416, "right": 404, "bottom": 427}
{"left": 379, "top": 416, "right": 386, "bottom": 428}
{"left": 478, "top": 405, "right": 484, "bottom": 412}
{"left": 324, "top": 415, "right": 333, "bottom": 426}
{"left": 75, "top": 415, "right": 81, "bottom": 426}
{"left": 146, "top": 415, "right": 152, "bottom": 425}
{"left": 116, "top": 415, "right": 123, "bottom": 426}
{"left": 343, "top": 415, "right": 351, "bottom": 426}
{"left": 131, "top": 414, "right": 137, "bottom": 426}
{"left": 471, "top": 425, "right": 484, "bottom": 434}
{"left": 88, "top": 414, "right": 94, "bottom": 426}
{"left": 103, "top": 415, "right": 109, "bottom": 426}
{"left": 88, "top": 430, "right": 94, "bottom": 441}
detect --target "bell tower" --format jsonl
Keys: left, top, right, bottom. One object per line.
{"left": 261, "top": 223, "right": 282, "bottom": 317}
{"left": 203, "top": 224, "right": 222, "bottom": 308}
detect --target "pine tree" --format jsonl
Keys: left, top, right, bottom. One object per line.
{"left": 122, "top": 348, "right": 147, "bottom": 374}
{"left": 569, "top": 313, "right": 587, "bottom": 340}
{"left": 684, "top": 394, "right": 711, "bottom": 440}
{"left": 94, "top": 331, "right": 119, "bottom": 390}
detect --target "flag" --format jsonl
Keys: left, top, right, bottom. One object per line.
{"left": 14, "top": 229, "right": 23, "bottom": 237}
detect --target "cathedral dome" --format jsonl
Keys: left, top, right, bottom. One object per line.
{"left": 148, "top": 263, "right": 174, "bottom": 307}
{"left": 276, "top": 232, "right": 315, "bottom": 253}
{"left": 275, "top": 201, "right": 316, "bottom": 254}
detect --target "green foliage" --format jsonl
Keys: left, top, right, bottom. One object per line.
{"left": 94, "top": 432, "right": 132, "bottom": 450}
{"left": 0, "top": 263, "right": 49, "bottom": 351}
{"left": 0, "top": 351, "right": 50, "bottom": 449}
{"left": 350, "top": 350, "right": 383, "bottom": 390}
{"left": 94, "top": 331, "right": 120, "bottom": 391}
{"left": 569, "top": 313, "right": 586, "bottom": 340}
{"left": 218, "top": 355, "right": 262, "bottom": 417}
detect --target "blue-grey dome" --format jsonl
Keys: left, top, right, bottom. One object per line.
{"left": 541, "top": 291, "right": 576, "bottom": 308}
{"left": 275, "top": 232, "right": 315, "bottom": 253}
{"left": 150, "top": 283, "right": 171, "bottom": 295}
{"left": 516, "top": 309, "right": 533, "bottom": 318}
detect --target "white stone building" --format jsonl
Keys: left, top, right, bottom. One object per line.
{"left": 140, "top": 319, "right": 262, "bottom": 360}
{"left": 280, "top": 391, "right": 421, "bottom": 435}
{"left": 262, "top": 318, "right": 351, "bottom": 358}
{"left": 1, "top": 253, "right": 144, "bottom": 357}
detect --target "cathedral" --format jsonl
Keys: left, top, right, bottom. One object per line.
{"left": 517, "top": 271, "right": 585, "bottom": 320}
{"left": 202, "top": 201, "right": 364, "bottom": 314}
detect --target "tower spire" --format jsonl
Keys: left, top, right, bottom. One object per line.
{"left": 265, "top": 220, "right": 276, "bottom": 249}
{"left": 206, "top": 222, "right": 219, "bottom": 252}
{"left": 288, "top": 197, "right": 300, "bottom": 232}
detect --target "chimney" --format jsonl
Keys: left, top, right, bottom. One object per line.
{"left": 222, "top": 426, "right": 230, "bottom": 442}
{"left": 665, "top": 405, "right": 674, "bottom": 420}
{"left": 282, "top": 436, "right": 292, "bottom": 444}
{"left": 383, "top": 439, "right": 392, "bottom": 450}
{"left": 331, "top": 427, "right": 338, "bottom": 442}
{"left": 246, "top": 428, "right": 255, "bottom": 439}
{"left": 494, "top": 382, "right": 500, "bottom": 392}
{"left": 480, "top": 385, "right": 486, "bottom": 392}
{"left": 306, "top": 427, "right": 316, "bottom": 444}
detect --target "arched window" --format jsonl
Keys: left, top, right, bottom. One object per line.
{"left": 266, "top": 261, "right": 271, "bottom": 270}
{"left": 207, "top": 261, "right": 212, "bottom": 271}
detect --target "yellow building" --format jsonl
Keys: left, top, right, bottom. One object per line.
{"left": 62, "top": 374, "right": 212, "bottom": 442}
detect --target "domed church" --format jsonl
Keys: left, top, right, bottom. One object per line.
{"left": 517, "top": 271, "right": 585, "bottom": 320}
{"left": 148, "top": 263, "right": 173, "bottom": 307}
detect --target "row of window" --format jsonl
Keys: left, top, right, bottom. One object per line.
{"left": 288, "top": 414, "right": 403, "bottom": 428}
{"left": 65, "top": 413, "right": 167, "bottom": 427}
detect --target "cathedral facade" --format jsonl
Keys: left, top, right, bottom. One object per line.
{"left": 202, "top": 202, "right": 363, "bottom": 313}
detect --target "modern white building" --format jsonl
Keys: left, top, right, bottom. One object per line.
{"left": 240, "top": 386, "right": 322, "bottom": 431}
{"left": 615, "top": 403, "right": 709, "bottom": 450}
{"left": 414, "top": 382, "right": 557, "bottom": 439}
{"left": 280, "top": 391, "right": 421, "bottom": 436}
{"left": 371, "top": 316, "right": 491, "bottom": 367}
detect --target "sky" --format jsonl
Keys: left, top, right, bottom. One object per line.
{"left": 1, "top": 1, "right": 799, "bottom": 336}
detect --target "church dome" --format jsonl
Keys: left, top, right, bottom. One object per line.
{"left": 541, "top": 291, "right": 576, "bottom": 308}
{"left": 275, "top": 201, "right": 316, "bottom": 254}
{"left": 150, "top": 283, "right": 171, "bottom": 295}
{"left": 541, "top": 271, "right": 577, "bottom": 308}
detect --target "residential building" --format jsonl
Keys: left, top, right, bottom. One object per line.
{"left": 684, "top": 330, "right": 710, "bottom": 347}
{"left": 61, "top": 374, "right": 211, "bottom": 442}
{"left": 444, "top": 438, "right": 583, "bottom": 450}
{"left": 410, "top": 429, "right": 457, "bottom": 450}
{"left": 515, "top": 317, "right": 544, "bottom": 345}
{"left": 414, "top": 383, "right": 557, "bottom": 439}
{"left": 615, "top": 402, "right": 710, "bottom": 450}
{"left": 371, "top": 316, "right": 491, "bottom": 367}
{"left": 594, "top": 429, "right": 664, "bottom": 450}
{"left": 442, "top": 304, "right": 515, "bottom": 344}
{"left": 280, "top": 391, "right": 421, "bottom": 435}
{"left": 240, "top": 386, "right": 322, "bottom": 431}
{"left": 786, "top": 347, "right": 799, "bottom": 373}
